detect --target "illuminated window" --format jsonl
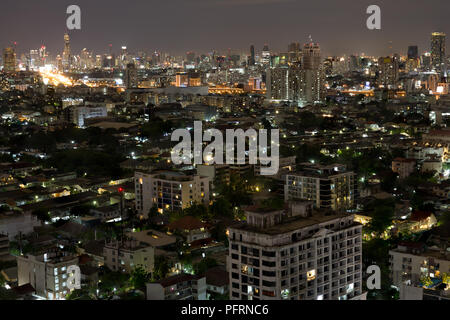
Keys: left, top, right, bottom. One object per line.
{"left": 307, "top": 270, "right": 316, "bottom": 281}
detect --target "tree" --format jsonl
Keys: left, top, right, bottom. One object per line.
{"left": 153, "top": 255, "right": 170, "bottom": 281}
{"left": 210, "top": 198, "right": 233, "bottom": 219}
{"left": 367, "top": 205, "right": 394, "bottom": 237}
{"left": 32, "top": 208, "right": 51, "bottom": 223}
{"left": 193, "top": 257, "right": 218, "bottom": 276}
{"left": 128, "top": 265, "right": 150, "bottom": 290}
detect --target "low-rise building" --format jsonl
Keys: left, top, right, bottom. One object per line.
{"left": 146, "top": 273, "right": 207, "bottom": 300}
{"left": 392, "top": 158, "right": 416, "bottom": 179}
{"left": 103, "top": 239, "right": 154, "bottom": 273}
{"left": 16, "top": 247, "right": 79, "bottom": 300}
{"left": 389, "top": 242, "right": 450, "bottom": 300}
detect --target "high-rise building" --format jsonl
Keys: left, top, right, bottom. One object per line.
{"left": 301, "top": 42, "right": 324, "bottom": 104}
{"left": 288, "top": 42, "right": 301, "bottom": 63}
{"left": 431, "top": 32, "right": 446, "bottom": 73}
{"left": 2, "top": 47, "right": 16, "bottom": 73}
{"left": 186, "top": 51, "right": 195, "bottom": 63}
{"left": 227, "top": 202, "right": 365, "bottom": 300}
{"left": 266, "top": 65, "right": 302, "bottom": 102}
{"left": 125, "top": 63, "right": 138, "bottom": 89}
{"left": 406, "top": 46, "right": 420, "bottom": 73}
{"left": 284, "top": 163, "right": 356, "bottom": 212}
{"left": 408, "top": 45, "right": 419, "bottom": 60}
{"left": 261, "top": 44, "right": 271, "bottom": 66}
{"left": 62, "top": 33, "right": 71, "bottom": 71}
{"left": 249, "top": 45, "right": 255, "bottom": 66}
{"left": 378, "top": 55, "right": 400, "bottom": 88}
{"left": 421, "top": 52, "right": 432, "bottom": 71}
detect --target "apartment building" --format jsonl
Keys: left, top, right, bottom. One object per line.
{"left": 227, "top": 202, "right": 365, "bottom": 300}
{"left": 284, "top": 163, "right": 356, "bottom": 212}
{"left": 65, "top": 105, "right": 107, "bottom": 127}
{"left": 389, "top": 242, "right": 450, "bottom": 300}
{"left": 16, "top": 247, "right": 79, "bottom": 300}
{"left": 135, "top": 171, "right": 210, "bottom": 218}
{"left": 0, "top": 233, "right": 9, "bottom": 261}
{"left": 146, "top": 273, "right": 207, "bottom": 300}
{"left": 103, "top": 239, "right": 154, "bottom": 274}
{"left": 392, "top": 158, "right": 416, "bottom": 179}
{"left": 196, "top": 164, "right": 230, "bottom": 188}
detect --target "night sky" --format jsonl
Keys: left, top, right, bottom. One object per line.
{"left": 1, "top": 0, "right": 449, "bottom": 57}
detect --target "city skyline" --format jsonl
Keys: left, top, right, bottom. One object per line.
{"left": 2, "top": 0, "right": 450, "bottom": 57}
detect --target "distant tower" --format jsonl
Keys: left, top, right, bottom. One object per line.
{"left": 62, "top": 33, "right": 71, "bottom": 71}
{"left": 288, "top": 42, "right": 301, "bottom": 63}
{"left": 302, "top": 42, "right": 324, "bottom": 104}
{"left": 431, "top": 32, "right": 446, "bottom": 74}
{"left": 125, "top": 63, "right": 138, "bottom": 89}
{"left": 407, "top": 45, "right": 419, "bottom": 60}
{"left": 261, "top": 44, "right": 271, "bottom": 66}
{"left": 249, "top": 45, "right": 255, "bottom": 66}
{"left": 2, "top": 47, "right": 17, "bottom": 73}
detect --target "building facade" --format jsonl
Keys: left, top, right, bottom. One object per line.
{"left": 135, "top": 171, "right": 210, "bottom": 218}
{"left": 227, "top": 204, "right": 364, "bottom": 300}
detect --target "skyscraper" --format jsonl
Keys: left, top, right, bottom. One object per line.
{"left": 125, "top": 63, "right": 138, "bottom": 89}
{"left": 2, "top": 47, "right": 16, "bottom": 73}
{"left": 407, "top": 45, "right": 419, "bottom": 60}
{"left": 406, "top": 46, "right": 420, "bottom": 73}
{"left": 62, "top": 33, "right": 71, "bottom": 71}
{"left": 302, "top": 42, "right": 324, "bottom": 104}
{"left": 378, "top": 55, "right": 399, "bottom": 88}
{"left": 249, "top": 45, "right": 255, "bottom": 66}
{"left": 288, "top": 42, "right": 301, "bottom": 63}
{"left": 431, "top": 32, "right": 446, "bottom": 73}
{"left": 261, "top": 44, "right": 271, "bottom": 66}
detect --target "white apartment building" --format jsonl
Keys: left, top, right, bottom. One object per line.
{"left": 67, "top": 105, "right": 107, "bottom": 127}
{"left": 389, "top": 242, "right": 450, "bottom": 300}
{"left": 103, "top": 239, "right": 154, "bottom": 274}
{"left": 135, "top": 171, "right": 210, "bottom": 218}
{"left": 17, "top": 248, "right": 79, "bottom": 300}
{"left": 227, "top": 202, "right": 365, "bottom": 300}
{"left": 284, "top": 164, "right": 356, "bottom": 212}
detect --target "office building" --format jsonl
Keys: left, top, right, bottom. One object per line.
{"left": 431, "top": 32, "right": 446, "bottom": 73}
{"left": 378, "top": 55, "right": 399, "bottom": 88}
{"left": 62, "top": 33, "right": 71, "bottom": 71}
{"left": 302, "top": 42, "right": 324, "bottom": 104}
{"left": 261, "top": 44, "right": 271, "bottom": 66}
{"left": 125, "top": 63, "right": 138, "bottom": 89}
{"left": 249, "top": 45, "right": 256, "bottom": 66}
{"left": 3, "top": 47, "right": 16, "bottom": 73}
